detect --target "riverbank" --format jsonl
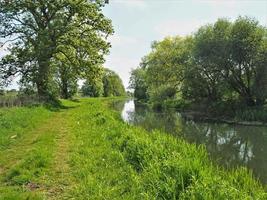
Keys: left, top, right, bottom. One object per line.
{"left": 181, "top": 110, "right": 267, "bottom": 127}
{"left": 0, "top": 98, "right": 266, "bottom": 199}
{"left": 143, "top": 99, "right": 267, "bottom": 126}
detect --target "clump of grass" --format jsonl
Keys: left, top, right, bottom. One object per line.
{"left": 0, "top": 188, "right": 43, "bottom": 200}
{"left": 0, "top": 106, "right": 52, "bottom": 149}
{"left": 4, "top": 148, "right": 50, "bottom": 186}
{"left": 235, "top": 107, "right": 267, "bottom": 122}
{"left": 110, "top": 125, "right": 265, "bottom": 199}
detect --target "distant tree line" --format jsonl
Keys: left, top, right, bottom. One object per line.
{"left": 81, "top": 68, "right": 126, "bottom": 97}
{"left": 130, "top": 17, "right": 267, "bottom": 111}
{"left": 0, "top": 0, "right": 113, "bottom": 101}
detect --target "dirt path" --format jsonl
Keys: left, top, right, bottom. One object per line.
{"left": 43, "top": 111, "right": 74, "bottom": 199}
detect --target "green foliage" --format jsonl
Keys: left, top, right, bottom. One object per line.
{"left": 131, "top": 16, "right": 267, "bottom": 119}
{"left": 129, "top": 67, "right": 149, "bottom": 100}
{"left": 81, "top": 68, "right": 125, "bottom": 97}
{"left": 0, "top": 0, "right": 113, "bottom": 99}
{"left": 235, "top": 106, "right": 267, "bottom": 122}
{"left": 192, "top": 16, "right": 267, "bottom": 106}
{"left": 0, "top": 106, "right": 51, "bottom": 149}
{"left": 103, "top": 68, "right": 126, "bottom": 97}
{"left": 81, "top": 79, "right": 104, "bottom": 97}
{"left": 145, "top": 37, "right": 193, "bottom": 92}
{"left": 53, "top": 59, "right": 78, "bottom": 99}
{"left": 129, "top": 37, "right": 193, "bottom": 103}
{"left": 149, "top": 84, "right": 177, "bottom": 109}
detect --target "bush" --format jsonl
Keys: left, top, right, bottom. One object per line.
{"left": 235, "top": 106, "right": 267, "bottom": 122}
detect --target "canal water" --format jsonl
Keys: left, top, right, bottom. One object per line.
{"left": 111, "top": 99, "right": 267, "bottom": 186}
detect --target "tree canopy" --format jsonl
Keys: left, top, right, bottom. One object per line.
{"left": 130, "top": 17, "right": 267, "bottom": 108}
{"left": 81, "top": 68, "right": 125, "bottom": 97}
{"left": 102, "top": 68, "right": 125, "bottom": 97}
{"left": 0, "top": 0, "right": 113, "bottom": 99}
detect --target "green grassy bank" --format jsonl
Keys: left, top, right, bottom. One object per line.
{"left": 0, "top": 98, "right": 266, "bottom": 199}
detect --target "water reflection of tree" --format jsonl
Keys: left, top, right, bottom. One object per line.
{"left": 109, "top": 100, "right": 126, "bottom": 112}
{"left": 132, "top": 102, "right": 267, "bottom": 185}
{"left": 128, "top": 102, "right": 183, "bottom": 135}
{"left": 181, "top": 122, "right": 267, "bottom": 184}
{"left": 115, "top": 100, "right": 267, "bottom": 185}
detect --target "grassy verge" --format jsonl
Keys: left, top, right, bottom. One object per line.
{"left": 148, "top": 98, "right": 267, "bottom": 124}
{"left": 0, "top": 98, "right": 266, "bottom": 199}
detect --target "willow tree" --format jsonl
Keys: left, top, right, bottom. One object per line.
{"left": 192, "top": 17, "right": 267, "bottom": 106}
{"left": 0, "top": 0, "right": 113, "bottom": 99}
{"left": 102, "top": 68, "right": 125, "bottom": 97}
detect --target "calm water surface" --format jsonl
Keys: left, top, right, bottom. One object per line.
{"left": 111, "top": 100, "right": 267, "bottom": 185}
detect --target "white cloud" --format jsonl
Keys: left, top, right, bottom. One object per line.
{"left": 0, "top": 43, "right": 9, "bottom": 58}
{"left": 108, "top": 35, "right": 139, "bottom": 46}
{"left": 202, "top": 0, "right": 238, "bottom": 8}
{"left": 105, "top": 55, "right": 139, "bottom": 89}
{"left": 154, "top": 19, "right": 209, "bottom": 38}
{"left": 112, "top": 0, "right": 147, "bottom": 9}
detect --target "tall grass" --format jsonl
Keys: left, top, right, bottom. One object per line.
{"left": 0, "top": 98, "right": 266, "bottom": 199}
{"left": 235, "top": 107, "right": 267, "bottom": 122}
{"left": 0, "top": 106, "right": 52, "bottom": 150}
{"left": 65, "top": 98, "right": 266, "bottom": 199}
{"left": 0, "top": 95, "right": 44, "bottom": 108}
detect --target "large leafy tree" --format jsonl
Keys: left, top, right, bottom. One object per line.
{"left": 132, "top": 37, "right": 193, "bottom": 103}
{"left": 131, "top": 16, "right": 267, "bottom": 108}
{"left": 81, "top": 77, "right": 103, "bottom": 97}
{"left": 129, "top": 65, "right": 148, "bottom": 101}
{"left": 102, "top": 68, "right": 125, "bottom": 97}
{"left": 81, "top": 68, "right": 125, "bottom": 97}
{"left": 145, "top": 37, "right": 193, "bottom": 93}
{"left": 188, "top": 19, "right": 231, "bottom": 102}
{"left": 0, "top": 0, "right": 113, "bottom": 99}
{"left": 228, "top": 17, "right": 267, "bottom": 105}
{"left": 192, "top": 17, "right": 267, "bottom": 106}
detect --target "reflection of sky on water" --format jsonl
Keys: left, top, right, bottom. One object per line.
{"left": 121, "top": 100, "right": 135, "bottom": 123}
{"left": 114, "top": 100, "right": 267, "bottom": 186}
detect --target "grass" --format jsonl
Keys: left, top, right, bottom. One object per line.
{"left": 0, "top": 98, "right": 266, "bottom": 199}
{"left": 235, "top": 106, "right": 267, "bottom": 122}
{"left": 0, "top": 106, "right": 52, "bottom": 149}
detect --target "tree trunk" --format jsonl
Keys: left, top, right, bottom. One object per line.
{"left": 244, "top": 96, "right": 255, "bottom": 107}
{"left": 36, "top": 58, "right": 50, "bottom": 100}
{"left": 61, "top": 81, "right": 69, "bottom": 99}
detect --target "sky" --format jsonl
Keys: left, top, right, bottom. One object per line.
{"left": 103, "top": 0, "right": 267, "bottom": 89}
{"left": 1, "top": 0, "right": 267, "bottom": 90}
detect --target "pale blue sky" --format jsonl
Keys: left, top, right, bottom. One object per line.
{"left": 103, "top": 0, "right": 267, "bottom": 89}
{"left": 1, "top": 0, "right": 267, "bottom": 89}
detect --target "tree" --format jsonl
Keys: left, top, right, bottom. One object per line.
{"left": 81, "top": 68, "right": 125, "bottom": 97}
{"left": 129, "top": 66, "right": 148, "bottom": 101}
{"left": 54, "top": 61, "right": 78, "bottom": 99}
{"left": 132, "top": 16, "right": 267, "bottom": 108}
{"left": 191, "top": 17, "right": 267, "bottom": 106}
{"left": 228, "top": 17, "right": 267, "bottom": 105}
{"left": 0, "top": 0, "right": 113, "bottom": 99}
{"left": 188, "top": 19, "right": 231, "bottom": 102}
{"left": 81, "top": 78, "right": 103, "bottom": 97}
{"left": 145, "top": 37, "right": 192, "bottom": 95}
{"left": 102, "top": 68, "right": 125, "bottom": 97}
{"left": 130, "top": 37, "right": 193, "bottom": 103}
